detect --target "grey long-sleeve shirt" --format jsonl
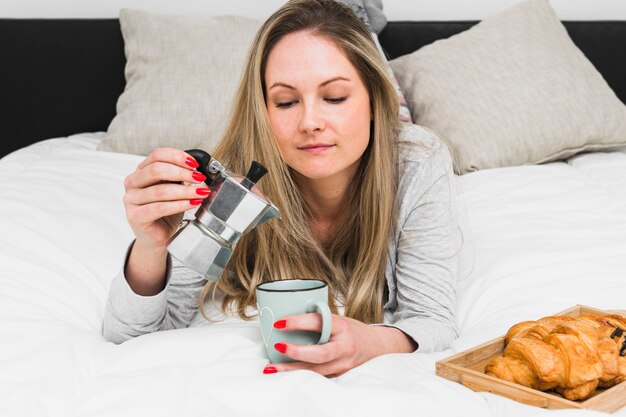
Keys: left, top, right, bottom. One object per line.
{"left": 103, "top": 124, "right": 462, "bottom": 352}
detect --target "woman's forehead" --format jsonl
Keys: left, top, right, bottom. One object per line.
{"left": 264, "top": 31, "right": 359, "bottom": 87}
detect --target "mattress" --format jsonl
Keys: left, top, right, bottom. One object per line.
{"left": 1, "top": 133, "right": 625, "bottom": 416}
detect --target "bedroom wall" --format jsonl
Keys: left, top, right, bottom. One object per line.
{"left": 3, "top": 0, "right": 626, "bottom": 20}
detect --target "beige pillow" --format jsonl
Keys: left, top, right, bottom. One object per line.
{"left": 98, "top": 9, "right": 262, "bottom": 155}
{"left": 390, "top": 0, "right": 626, "bottom": 174}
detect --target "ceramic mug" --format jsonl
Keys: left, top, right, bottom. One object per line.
{"left": 255, "top": 279, "right": 332, "bottom": 363}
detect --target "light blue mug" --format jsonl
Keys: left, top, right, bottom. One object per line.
{"left": 256, "top": 279, "right": 332, "bottom": 364}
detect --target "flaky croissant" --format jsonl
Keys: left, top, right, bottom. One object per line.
{"left": 485, "top": 313, "right": 626, "bottom": 401}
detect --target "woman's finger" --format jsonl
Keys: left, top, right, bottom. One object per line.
{"left": 137, "top": 147, "right": 199, "bottom": 170}
{"left": 263, "top": 358, "right": 345, "bottom": 377}
{"left": 126, "top": 199, "right": 203, "bottom": 225}
{"left": 128, "top": 161, "right": 207, "bottom": 190}
{"left": 271, "top": 339, "right": 339, "bottom": 365}
{"left": 124, "top": 183, "right": 210, "bottom": 206}
{"left": 274, "top": 313, "right": 343, "bottom": 336}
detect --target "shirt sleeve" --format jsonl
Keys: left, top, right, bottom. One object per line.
{"left": 386, "top": 135, "right": 462, "bottom": 353}
{"left": 102, "top": 242, "right": 207, "bottom": 344}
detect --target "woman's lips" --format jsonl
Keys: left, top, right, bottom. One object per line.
{"left": 298, "top": 144, "right": 335, "bottom": 154}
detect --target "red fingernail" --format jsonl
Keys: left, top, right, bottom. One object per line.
{"left": 190, "top": 198, "right": 203, "bottom": 206}
{"left": 274, "top": 342, "right": 287, "bottom": 354}
{"left": 185, "top": 157, "right": 199, "bottom": 168}
{"left": 192, "top": 172, "right": 206, "bottom": 182}
{"left": 196, "top": 187, "right": 210, "bottom": 196}
{"left": 274, "top": 320, "right": 287, "bottom": 329}
{"left": 263, "top": 366, "right": 278, "bottom": 374}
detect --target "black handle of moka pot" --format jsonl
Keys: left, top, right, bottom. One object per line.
{"left": 185, "top": 149, "right": 212, "bottom": 182}
{"left": 242, "top": 161, "right": 268, "bottom": 190}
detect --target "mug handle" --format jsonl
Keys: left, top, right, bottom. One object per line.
{"left": 305, "top": 300, "right": 332, "bottom": 344}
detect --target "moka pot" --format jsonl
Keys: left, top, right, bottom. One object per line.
{"left": 167, "top": 149, "right": 280, "bottom": 281}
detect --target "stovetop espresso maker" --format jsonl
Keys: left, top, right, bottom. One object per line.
{"left": 167, "top": 149, "right": 281, "bottom": 281}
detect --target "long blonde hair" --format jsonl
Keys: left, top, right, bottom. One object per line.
{"left": 200, "top": 0, "right": 402, "bottom": 324}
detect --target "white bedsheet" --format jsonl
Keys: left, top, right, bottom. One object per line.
{"left": 0, "top": 133, "right": 624, "bottom": 417}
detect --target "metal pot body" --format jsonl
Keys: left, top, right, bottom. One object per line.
{"left": 167, "top": 168, "right": 280, "bottom": 281}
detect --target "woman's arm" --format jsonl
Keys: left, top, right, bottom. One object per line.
{"left": 387, "top": 129, "right": 462, "bottom": 353}
{"left": 102, "top": 242, "right": 207, "bottom": 344}
{"left": 124, "top": 240, "right": 169, "bottom": 296}
{"left": 102, "top": 147, "right": 211, "bottom": 343}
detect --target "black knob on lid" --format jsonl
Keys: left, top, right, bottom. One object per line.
{"left": 184, "top": 149, "right": 212, "bottom": 180}
{"left": 243, "top": 161, "right": 268, "bottom": 190}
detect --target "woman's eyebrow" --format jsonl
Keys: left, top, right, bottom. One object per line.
{"left": 269, "top": 76, "right": 351, "bottom": 90}
{"left": 320, "top": 76, "right": 350, "bottom": 87}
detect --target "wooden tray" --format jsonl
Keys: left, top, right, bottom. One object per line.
{"left": 436, "top": 305, "right": 626, "bottom": 413}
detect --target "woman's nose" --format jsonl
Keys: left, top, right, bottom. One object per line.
{"left": 298, "top": 101, "right": 325, "bottom": 133}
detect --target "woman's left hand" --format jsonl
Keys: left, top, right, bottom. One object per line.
{"left": 263, "top": 313, "right": 417, "bottom": 377}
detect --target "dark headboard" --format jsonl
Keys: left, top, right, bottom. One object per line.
{"left": 1, "top": 19, "right": 625, "bottom": 158}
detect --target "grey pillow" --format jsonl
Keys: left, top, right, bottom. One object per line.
{"left": 390, "top": 0, "right": 626, "bottom": 174}
{"left": 338, "top": 0, "right": 386, "bottom": 34}
{"left": 337, "top": 0, "right": 412, "bottom": 123}
{"left": 362, "top": 0, "right": 387, "bottom": 34}
{"left": 98, "top": 9, "right": 261, "bottom": 155}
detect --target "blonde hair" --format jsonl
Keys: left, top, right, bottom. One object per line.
{"left": 200, "top": 0, "right": 402, "bottom": 324}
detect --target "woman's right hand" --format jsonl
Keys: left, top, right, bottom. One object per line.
{"left": 123, "top": 148, "right": 210, "bottom": 250}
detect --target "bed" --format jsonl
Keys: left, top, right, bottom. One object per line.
{"left": 1, "top": 2, "right": 626, "bottom": 416}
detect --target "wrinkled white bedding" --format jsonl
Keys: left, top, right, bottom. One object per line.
{"left": 0, "top": 133, "right": 625, "bottom": 417}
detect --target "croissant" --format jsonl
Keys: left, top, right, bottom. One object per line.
{"left": 485, "top": 313, "right": 626, "bottom": 401}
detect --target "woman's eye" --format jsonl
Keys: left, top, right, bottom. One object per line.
{"left": 325, "top": 97, "right": 348, "bottom": 104}
{"left": 276, "top": 101, "right": 296, "bottom": 108}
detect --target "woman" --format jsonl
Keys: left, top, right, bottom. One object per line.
{"left": 103, "top": 0, "right": 462, "bottom": 377}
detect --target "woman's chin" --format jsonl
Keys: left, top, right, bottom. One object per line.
{"left": 289, "top": 163, "right": 359, "bottom": 184}
{"left": 292, "top": 169, "right": 337, "bottom": 181}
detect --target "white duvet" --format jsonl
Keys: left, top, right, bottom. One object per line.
{"left": 1, "top": 133, "right": 625, "bottom": 417}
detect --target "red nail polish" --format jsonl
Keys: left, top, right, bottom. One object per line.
{"left": 190, "top": 198, "right": 203, "bottom": 206}
{"left": 185, "top": 157, "right": 199, "bottom": 168}
{"left": 263, "top": 366, "right": 278, "bottom": 374}
{"left": 192, "top": 172, "right": 206, "bottom": 182}
{"left": 274, "top": 342, "right": 287, "bottom": 354}
{"left": 274, "top": 320, "right": 287, "bottom": 329}
{"left": 196, "top": 187, "right": 210, "bottom": 196}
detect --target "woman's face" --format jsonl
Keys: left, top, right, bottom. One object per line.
{"left": 264, "top": 31, "right": 371, "bottom": 182}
